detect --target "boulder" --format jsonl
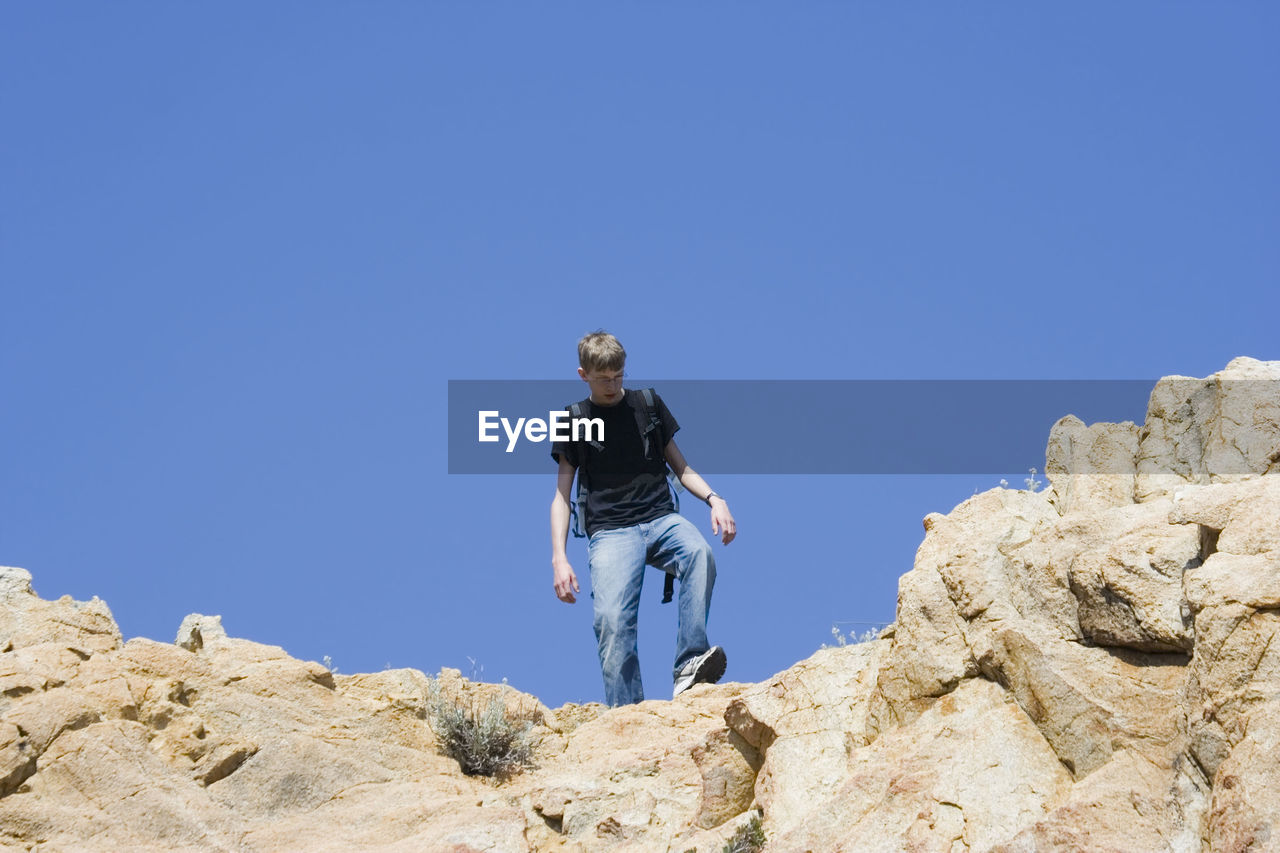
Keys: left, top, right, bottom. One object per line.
{"left": 1046, "top": 414, "right": 1140, "bottom": 513}
{"left": 773, "top": 678, "right": 1074, "bottom": 853}
{"left": 0, "top": 566, "right": 121, "bottom": 657}
{"left": 1137, "top": 357, "right": 1280, "bottom": 502}
{"left": 725, "top": 640, "right": 886, "bottom": 838}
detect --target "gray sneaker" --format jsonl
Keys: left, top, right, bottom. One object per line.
{"left": 672, "top": 646, "right": 727, "bottom": 698}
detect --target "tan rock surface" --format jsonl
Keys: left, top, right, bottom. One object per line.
{"left": 1137, "top": 356, "right": 1280, "bottom": 502}
{"left": 2, "top": 359, "right": 1278, "bottom": 851}
{"left": 774, "top": 678, "right": 1074, "bottom": 853}
{"left": 993, "top": 747, "right": 1210, "bottom": 853}
{"left": 1065, "top": 499, "right": 1200, "bottom": 652}
{"left": 0, "top": 567, "right": 121, "bottom": 657}
{"left": 725, "top": 640, "right": 886, "bottom": 839}
{"left": 1208, "top": 698, "right": 1280, "bottom": 853}
{"left": 1046, "top": 414, "right": 1140, "bottom": 513}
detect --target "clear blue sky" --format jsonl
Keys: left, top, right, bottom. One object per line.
{"left": 3, "top": 5, "right": 1276, "bottom": 708}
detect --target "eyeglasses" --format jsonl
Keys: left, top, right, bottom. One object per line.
{"left": 587, "top": 372, "right": 626, "bottom": 387}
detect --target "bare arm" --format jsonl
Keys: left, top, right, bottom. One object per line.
{"left": 665, "top": 439, "right": 737, "bottom": 545}
{"left": 550, "top": 456, "right": 581, "bottom": 602}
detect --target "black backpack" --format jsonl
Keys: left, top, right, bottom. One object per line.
{"left": 567, "top": 387, "right": 683, "bottom": 603}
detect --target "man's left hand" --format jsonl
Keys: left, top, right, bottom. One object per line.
{"left": 710, "top": 498, "right": 736, "bottom": 545}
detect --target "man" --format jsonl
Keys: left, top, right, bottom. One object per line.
{"left": 550, "top": 330, "right": 737, "bottom": 706}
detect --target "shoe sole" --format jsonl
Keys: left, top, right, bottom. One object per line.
{"left": 693, "top": 646, "right": 727, "bottom": 686}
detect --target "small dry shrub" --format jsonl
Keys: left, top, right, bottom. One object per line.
{"left": 722, "top": 813, "right": 766, "bottom": 853}
{"left": 425, "top": 676, "right": 535, "bottom": 778}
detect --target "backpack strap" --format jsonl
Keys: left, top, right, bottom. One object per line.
{"left": 570, "top": 401, "right": 603, "bottom": 452}
{"left": 631, "top": 389, "right": 680, "bottom": 605}
{"left": 567, "top": 400, "right": 596, "bottom": 539}
{"left": 630, "top": 388, "right": 661, "bottom": 460}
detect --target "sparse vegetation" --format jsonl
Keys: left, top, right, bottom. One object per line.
{"left": 722, "top": 813, "right": 766, "bottom": 853}
{"left": 995, "top": 466, "right": 1046, "bottom": 492}
{"left": 425, "top": 676, "right": 536, "bottom": 778}
{"left": 822, "top": 623, "right": 883, "bottom": 649}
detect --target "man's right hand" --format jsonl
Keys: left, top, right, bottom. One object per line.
{"left": 553, "top": 556, "right": 580, "bottom": 603}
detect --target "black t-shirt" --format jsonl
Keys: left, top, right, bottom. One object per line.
{"left": 550, "top": 389, "right": 681, "bottom": 537}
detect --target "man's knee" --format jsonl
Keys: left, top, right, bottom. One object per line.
{"left": 699, "top": 545, "right": 716, "bottom": 586}
{"left": 685, "top": 527, "right": 715, "bottom": 567}
{"left": 593, "top": 603, "right": 637, "bottom": 642}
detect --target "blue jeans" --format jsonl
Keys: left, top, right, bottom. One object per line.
{"left": 587, "top": 512, "right": 716, "bottom": 706}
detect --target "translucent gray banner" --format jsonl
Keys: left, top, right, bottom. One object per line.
{"left": 447, "top": 379, "right": 1277, "bottom": 474}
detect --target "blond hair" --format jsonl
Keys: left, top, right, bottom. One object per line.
{"left": 577, "top": 330, "right": 626, "bottom": 373}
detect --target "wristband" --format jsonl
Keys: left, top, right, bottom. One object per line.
{"left": 705, "top": 492, "right": 721, "bottom": 506}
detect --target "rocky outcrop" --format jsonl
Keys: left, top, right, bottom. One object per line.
{"left": 0, "top": 564, "right": 761, "bottom": 852}
{"left": 2, "top": 357, "right": 1278, "bottom": 851}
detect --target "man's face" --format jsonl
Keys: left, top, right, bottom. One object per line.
{"left": 580, "top": 367, "right": 625, "bottom": 405}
